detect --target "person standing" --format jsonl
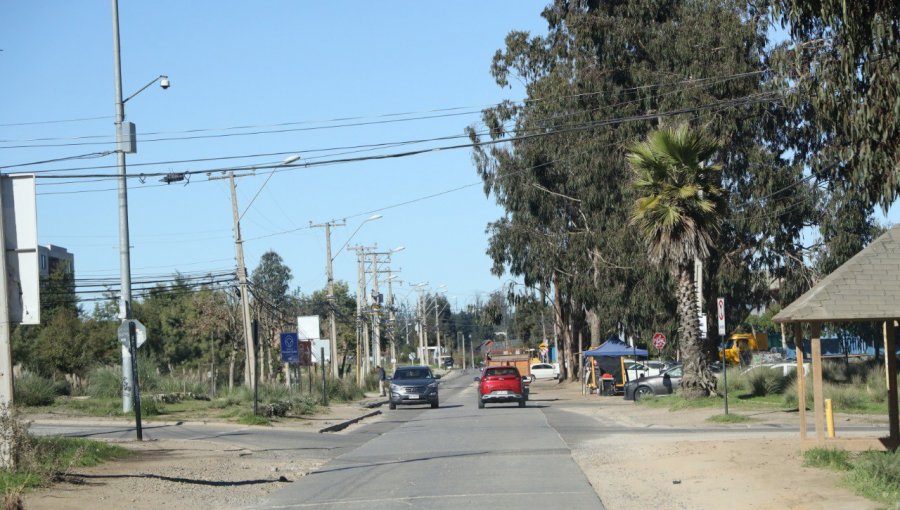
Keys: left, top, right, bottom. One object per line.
{"left": 377, "top": 365, "right": 387, "bottom": 396}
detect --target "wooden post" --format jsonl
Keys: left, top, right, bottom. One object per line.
{"left": 811, "top": 322, "right": 825, "bottom": 441}
{"left": 885, "top": 320, "right": 899, "bottom": 441}
{"left": 794, "top": 323, "right": 807, "bottom": 441}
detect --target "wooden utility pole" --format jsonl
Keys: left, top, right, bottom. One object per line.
{"left": 370, "top": 252, "right": 382, "bottom": 369}
{"left": 311, "top": 220, "right": 345, "bottom": 379}
{"left": 209, "top": 171, "right": 256, "bottom": 387}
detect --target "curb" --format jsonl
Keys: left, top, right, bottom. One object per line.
{"left": 318, "top": 409, "right": 382, "bottom": 433}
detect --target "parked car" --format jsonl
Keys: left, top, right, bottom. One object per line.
{"left": 645, "top": 360, "right": 678, "bottom": 376}
{"left": 530, "top": 363, "right": 559, "bottom": 380}
{"left": 388, "top": 365, "right": 440, "bottom": 409}
{"left": 475, "top": 366, "right": 528, "bottom": 408}
{"left": 741, "top": 362, "right": 810, "bottom": 378}
{"left": 623, "top": 365, "right": 683, "bottom": 401}
{"left": 624, "top": 361, "right": 650, "bottom": 380}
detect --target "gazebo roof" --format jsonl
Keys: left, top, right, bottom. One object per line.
{"left": 774, "top": 224, "right": 900, "bottom": 323}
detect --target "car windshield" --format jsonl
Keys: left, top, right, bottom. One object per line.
{"left": 393, "top": 369, "right": 432, "bottom": 380}
{"left": 486, "top": 368, "right": 518, "bottom": 376}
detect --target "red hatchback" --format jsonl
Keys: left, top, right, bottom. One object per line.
{"left": 475, "top": 366, "right": 528, "bottom": 408}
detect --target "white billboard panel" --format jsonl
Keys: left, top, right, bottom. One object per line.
{"left": 297, "top": 315, "right": 321, "bottom": 340}
{"left": 1, "top": 175, "right": 39, "bottom": 325}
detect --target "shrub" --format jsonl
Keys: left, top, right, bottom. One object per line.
{"left": 86, "top": 366, "right": 123, "bottom": 399}
{"left": 14, "top": 373, "right": 56, "bottom": 407}
{"left": 803, "top": 448, "right": 852, "bottom": 471}
{"left": 846, "top": 450, "right": 900, "bottom": 503}
{"left": 825, "top": 384, "right": 867, "bottom": 411}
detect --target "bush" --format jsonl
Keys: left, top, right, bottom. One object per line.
{"left": 14, "top": 373, "right": 57, "bottom": 407}
{"left": 847, "top": 450, "right": 900, "bottom": 503}
{"left": 86, "top": 366, "right": 123, "bottom": 399}
{"left": 804, "top": 448, "right": 852, "bottom": 471}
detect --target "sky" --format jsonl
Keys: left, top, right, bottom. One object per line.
{"left": 1, "top": 1, "right": 551, "bottom": 311}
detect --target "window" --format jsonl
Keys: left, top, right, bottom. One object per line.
{"left": 39, "top": 255, "right": 47, "bottom": 270}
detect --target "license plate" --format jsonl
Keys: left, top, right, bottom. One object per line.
{"left": 407, "top": 394, "right": 419, "bottom": 399}
{"left": 496, "top": 390, "right": 510, "bottom": 395}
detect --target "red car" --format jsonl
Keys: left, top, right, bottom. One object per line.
{"left": 475, "top": 366, "right": 528, "bottom": 408}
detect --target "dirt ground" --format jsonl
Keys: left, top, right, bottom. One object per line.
{"left": 24, "top": 378, "right": 889, "bottom": 510}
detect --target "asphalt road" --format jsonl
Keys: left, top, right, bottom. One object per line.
{"left": 256, "top": 369, "right": 603, "bottom": 509}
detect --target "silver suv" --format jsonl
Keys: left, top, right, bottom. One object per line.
{"left": 388, "top": 365, "right": 440, "bottom": 409}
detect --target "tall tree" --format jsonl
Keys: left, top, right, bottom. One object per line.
{"left": 471, "top": 0, "right": 788, "bottom": 380}
{"left": 772, "top": 0, "right": 900, "bottom": 210}
{"left": 628, "top": 124, "right": 727, "bottom": 398}
{"left": 250, "top": 251, "right": 294, "bottom": 381}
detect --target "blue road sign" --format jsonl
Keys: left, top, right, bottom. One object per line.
{"left": 280, "top": 332, "right": 299, "bottom": 364}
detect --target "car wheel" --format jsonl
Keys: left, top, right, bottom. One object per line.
{"left": 477, "top": 397, "right": 484, "bottom": 409}
{"left": 431, "top": 400, "right": 439, "bottom": 409}
{"left": 634, "top": 386, "right": 654, "bottom": 401}
{"left": 389, "top": 402, "right": 396, "bottom": 410}
{"left": 518, "top": 399, "right": 526, "bottom": 408}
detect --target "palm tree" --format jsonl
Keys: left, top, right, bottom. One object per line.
{"left": 628, "top": 124, "right": 726, "bottom": 399}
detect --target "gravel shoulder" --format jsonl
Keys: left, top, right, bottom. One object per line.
{"left": 533, "top": 379, "right": 885, "bottom": 510}
{"left": 24, "top": 376, "right": 890, "bottom": 510}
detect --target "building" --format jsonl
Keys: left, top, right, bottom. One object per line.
{"left": 38, "top": 244, "right": 74, "bottom": 278}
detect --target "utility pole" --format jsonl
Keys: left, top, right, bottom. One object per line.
{"left": 370, "top": 252, "right": 382, "bottom": 370}
{"left": 209, "top": 171, "right": 256, "bottom": 387}
{"left": 354, "top": 248, "right": 365, "bottom": 385}
{"left": 311, "top": 220, "right": 345, "bottom": 379}
{"left": 414, "top": 286, "right": 427, "bottom": 364}
{"left": 434, "top": 297, "right": 441, "bottom": 364}
{"left": 385, "top": 269, "right": 399, "bottom": 373}
{"left": 351, "top": 246, "right": 375, "bottom": 381}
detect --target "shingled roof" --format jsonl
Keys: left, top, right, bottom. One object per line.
{"left": 774, "top": 224, "right": 900, "bottom": 323}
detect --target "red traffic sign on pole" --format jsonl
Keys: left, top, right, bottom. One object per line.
{"left": 651, "top": 332, "right": 666, "bottom": 350}
{"left": 716, "top": 297, "right": 726, "bottom": 336}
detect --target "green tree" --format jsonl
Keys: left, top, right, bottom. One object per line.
{"left": 471, "top": 0, "right": 788, "bottom": 381}
{"left": 772, "top": 0, "right": 900, "bottom": 210}
{"left": 250, "top": 251, "right": 294, "bottom": 382}
{"left": 628, "top": 124, "right": 727, "bottom": 398}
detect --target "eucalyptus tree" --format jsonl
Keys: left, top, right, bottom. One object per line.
{"left": 471, "top": 0, "right": 794, "bottom": 380}
{"left": 771, "top": 0, "right": 900, "bottom": 211}
{"left": 628, "top": 124, "right": 727, "bottom": 398}
{"left": 250, "top": 251, "right": 294, "bottom": 381}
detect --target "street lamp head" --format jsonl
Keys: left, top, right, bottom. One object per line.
{"left": 368, "top": 214, "right": 383, "bottom": 221}
{"left": 282, "top": 154, "right": 300, "bottom": 165}
{"left": 159, "top": 75, "right": 170, "bottom": 89}
{"left": 392, "top": 246, "right": 405, "bottom": 253}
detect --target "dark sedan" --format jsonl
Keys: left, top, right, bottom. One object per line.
{"left": 623, "top": 365, "right": 683, "bottom": 401}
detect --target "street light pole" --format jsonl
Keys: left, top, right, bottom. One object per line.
{"left": 111, "top": 0, "right": 168, "bottom": 412}
{"left": 311, "top": 220, "right": 345, "bottom": 379}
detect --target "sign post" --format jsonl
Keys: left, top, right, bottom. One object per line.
{"left": 129, "top": 322, "right": 143, "bottom": 440}
{"left": 717, "top": 297, "right": 728, "bottom": 415}
{"left": 117, "top": 319, "right": 147, "bottom": 439}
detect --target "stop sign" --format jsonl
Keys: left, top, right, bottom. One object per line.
{"left": 652, "top": 332, "right": 666, "bottom": 349}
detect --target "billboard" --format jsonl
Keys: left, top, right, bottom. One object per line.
{"left": 1, "top": 175, "right": 39, "bottom": 325}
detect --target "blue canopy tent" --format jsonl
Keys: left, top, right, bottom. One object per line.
{"left": 582, "top": 337, "right": 648, "bottom": 395}
{"left": 583, "top": 337, "right": 648, "bottom": 358}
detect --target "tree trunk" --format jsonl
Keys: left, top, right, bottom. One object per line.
{"left": 676, "top": 262, "right": 716, "bottom": 398}
{"left": 553, "top": 280, "right": 567, "bottom": 381}
{"left": 586, "top": 309, "right": 601, "bottom": 347}
{"left": 229, "top": 348, "right": 236, "bottom": 393}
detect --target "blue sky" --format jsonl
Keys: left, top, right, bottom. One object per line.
{"left": 3, "top": 3, "right": 897, "bottom": 315}
{"left": 1, "top": 2, "right": 550, "bottom": 310}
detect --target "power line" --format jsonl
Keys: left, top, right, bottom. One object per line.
{"left": 0, "top": 69, "right": 767, "bottom": 149}
{"left": 21, "top": 92, "right": 784, "bottom": 183}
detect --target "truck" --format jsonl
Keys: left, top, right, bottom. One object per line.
{"left": 720, "top": 332, "right": 769, "bottom": 365}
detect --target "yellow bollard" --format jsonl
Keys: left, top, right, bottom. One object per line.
{"left": 825, "top": 398, "right": 835, "bottom": 438}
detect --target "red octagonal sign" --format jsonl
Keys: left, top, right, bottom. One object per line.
{"left": 652, "top": 332, "right": 666, "bottom": 349}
